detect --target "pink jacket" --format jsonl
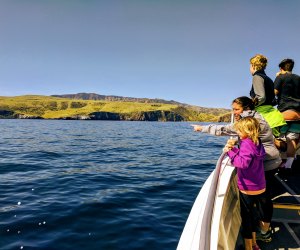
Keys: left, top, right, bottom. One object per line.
{"left": 227, "top": 138, "right": 266, "bottom": 191}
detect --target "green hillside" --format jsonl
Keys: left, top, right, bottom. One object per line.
{"left": 0, "top": 95, "right": 230, "bottom": 121}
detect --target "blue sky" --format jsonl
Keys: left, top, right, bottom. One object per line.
{"left": 1, "top": 0, "right": 300, "bottom": 108}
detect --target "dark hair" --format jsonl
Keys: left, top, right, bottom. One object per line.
{"left": 232, "top": 96, "right": 254, "bottom": 110}
{"left": 279, "top": 58, "right": 294, "bottom": 71}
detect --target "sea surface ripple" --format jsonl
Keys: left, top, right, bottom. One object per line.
{"left": 0, "top": 120, "right": 227, "bottom": 250}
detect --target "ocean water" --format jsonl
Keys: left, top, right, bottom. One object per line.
{"left": 0, "top": 120, "right": 227, "bottom": 250}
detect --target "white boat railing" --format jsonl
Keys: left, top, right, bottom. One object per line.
{"left": 199, "top": 152, "right": 228, "bottom": 249}
{"left": 177, "top": 152, "right": 239, "bottom": 250}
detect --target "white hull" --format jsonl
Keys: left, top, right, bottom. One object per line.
{"left": 177, "top": 153, "right": 300, "bottom": 250}
{"left": 177, "top": 153, "right": 241, "bottom": 250}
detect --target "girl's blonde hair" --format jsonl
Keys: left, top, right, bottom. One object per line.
{"left": 250, "top": 54, "right": 268, "bottom": 71}
{"left": 234, "top": 117, "right": 260, "bottom": 145}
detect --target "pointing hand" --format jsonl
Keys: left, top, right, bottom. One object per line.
{"left": 191, "top": 124, "right": 202, "bottom": 132}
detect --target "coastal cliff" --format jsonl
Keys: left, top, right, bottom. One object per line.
{"left": 0, "top": 94, "right": 230, "bottom": 122}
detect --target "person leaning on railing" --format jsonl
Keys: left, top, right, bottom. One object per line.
{"left": 223, "top": 117, "right": 270, "bottom": 250}
{"left": 192, "top": 96, "right": 281, "bottom": 175}
{"left": 192, "top": 96, "right": 280, "bottom": 243}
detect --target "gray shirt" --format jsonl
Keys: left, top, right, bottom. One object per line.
{"left": 201, "top": 110, "right": 281, "bottom": 171}
{"left": 252, "top": 75, "right": 266, "bottom": 106}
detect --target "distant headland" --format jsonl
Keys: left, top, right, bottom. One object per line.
{"left": 0, "top": 93, "right": 231, "bottom": 122}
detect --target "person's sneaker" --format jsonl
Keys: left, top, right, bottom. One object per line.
{"left": 256, "top": 229, "right": 272, "bottom": 242}
{"left": 252, "top": 244, "right": 261, "bottom": 250}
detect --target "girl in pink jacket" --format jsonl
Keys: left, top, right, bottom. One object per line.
{"left": 224, "top": 117, "right": 272, "bottom": 250}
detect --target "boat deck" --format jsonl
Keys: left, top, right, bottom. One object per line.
{"left": 237, "top": 158, "right": 300, "bottom": 250}
{"left": 260, "top": 160, "right": 300, "bottom": 250}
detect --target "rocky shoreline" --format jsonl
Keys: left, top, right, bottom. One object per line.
{"left": 0, "top": 110, "right": 185, "bottom": 121}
